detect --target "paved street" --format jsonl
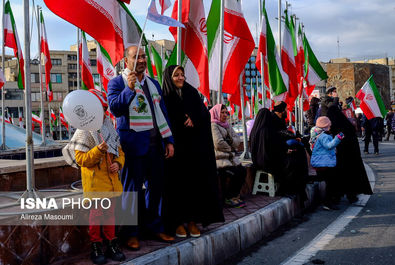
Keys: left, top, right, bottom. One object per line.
{"left": 226, "top": 139, "right": 395, "bottom": 265}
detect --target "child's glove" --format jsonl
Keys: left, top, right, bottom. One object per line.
{"left": 336, "top": 132, "right": 344, "bottom": 140}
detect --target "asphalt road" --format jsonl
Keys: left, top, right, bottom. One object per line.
{"left": 224, "top": 139, "right": 395, "bottom": 265}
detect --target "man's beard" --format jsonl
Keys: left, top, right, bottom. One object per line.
{"left": 135, "top": 62, "right": 146, "bottom": 74}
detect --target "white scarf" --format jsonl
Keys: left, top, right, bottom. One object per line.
{"left": 62, "top": 117, "right": 120, "bottom": 168}
{"left": 122, "top": 70, "right": 172, "bottom": 138}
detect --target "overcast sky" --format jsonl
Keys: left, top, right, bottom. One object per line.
{"left": 4, "top": 0, "right": 395, "bottom": 62}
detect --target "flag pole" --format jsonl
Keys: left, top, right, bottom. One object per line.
{"left": 278, "top": 0, "right": 282, "bottom": 53}
{"left": 21, "top": 0, "right": 38, "bottom": 199}
{"left": 217, "top": 0, "right": 225, "bottom": 105}
{"left": 259, "top": 0, "right": 266, "bottom": 108}
{"left": 58, "top": 107, "right": 62, "bottom": 140}
{"left": 239, "top": 74, "right": 250, "bottom": 161}
{"left": 176, "top": 0, "right": 182, "bottom": 65}
{"left": 76, "top": 28, "right": 80, "bottom": 89}
{"left": 36, "top": 5, "right": 46, "bottom": 146}
{"left": 1, "top": 0, "right": 6, "bottom": 150}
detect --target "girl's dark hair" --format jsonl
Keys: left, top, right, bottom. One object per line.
{"left": 221, "top": 104, "right": 227, "bottom": 110}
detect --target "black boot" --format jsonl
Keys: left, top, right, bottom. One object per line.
{"left": 105, "top": 238, "right": 126, "bottom": 261}
{"left": 91, "top": 242, "right": 107, "bottom": 265}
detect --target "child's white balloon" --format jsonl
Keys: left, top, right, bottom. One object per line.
{"left": 62, "top": 90, "right": 103, "bottom": 131}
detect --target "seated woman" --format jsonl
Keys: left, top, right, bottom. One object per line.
{"left": 210, "top": 104, "right": 246, "bottom": 208}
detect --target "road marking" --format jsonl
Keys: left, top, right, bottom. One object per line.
{"left": 280, "top": 163, "right": 375, "bottom": 265}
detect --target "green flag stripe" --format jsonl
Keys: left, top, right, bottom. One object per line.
{"left": 130, "top": 116, "right": 152, "bottom": 119}
{"left": 303, "top": 35, "right": 328, "bottom": 80}
{"left": 368, "top": 76, "right": 387, "bottom": 117}
{"left": 207, "top": 0, "right": 221, "bottom": 56}
{"left": 151, "top": 45, "right": 163, "bottom": 85}
{"left": 264, "top": 7, "right": 287, "bottom": 95}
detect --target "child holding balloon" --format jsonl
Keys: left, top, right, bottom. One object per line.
{"left": 63, "top": 89, "right": 125, "bottom": 264}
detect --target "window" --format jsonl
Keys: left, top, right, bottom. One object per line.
{"left": 53, "top": 92, "right": 63, "bottom": 101}
{"left": 251, "top": 64, "right": 256, "bottom": 69}
{"left": 245, "top": 63, "right": 250, "bottom": 69}
{"left": 51, "top": 59, "right": 62, "bottom": 65}
{"left": 90, "top": 59, "right": 97, "bottom": 66}
{"left": 93, "top": 74, "right": 100, "bottom": 83}
{"left": 68, "top": 81, "right": 74, "bottom": 87}
{"left": 245, "top": 70, "right": 250, "bottom": 76}
{"left": 50, "top": 73, "right": 62, "bottom": 83}
{"left": 68, "top": 64, "right": 77, "bottom": 70}
{"left": 250, "top": 57, "right": 256, "bottom": 63}
{"left": 68, "top": 73, "right": 77, "bottom": 79}
{"left": 251, "top": 70, "right": 256, "bottom": 76}
{"left": 67, "top": 54, "right": 77, "bottom": 61}
{"left": 31, "top": 73, "right": 39, "bottom": 83}
{"left": 246, "top": 77, "right": 251, "bottom": 83}
{"left": 30, "top": 92, "right": 41, "bottom": 102}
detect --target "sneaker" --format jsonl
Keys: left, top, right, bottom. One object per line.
{"left": 323, "top": 204, "right": 339, "bottom": 211}
{"left": 322, "top": 205, "right": 331, "bottom": 211}
{"left": 91, "top": 242, "right": 107, "bottom": 265}
{"left": 175, "top": 225, "right": 187, "bottom": 238}
{"left": 375, "top": 152, "right": 379, "bottom": 155}
{"left": 105, "top": 238, "right": 125, "bottom": 262}
{"left": 187, "top": 222, "right": 201, "bottom": 237}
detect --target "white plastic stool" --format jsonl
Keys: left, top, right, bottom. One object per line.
{"left": 252, "top": 170, "right": 278, "bottom": 197}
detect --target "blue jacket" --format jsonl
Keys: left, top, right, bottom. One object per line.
{"left": 311, "top": 133, "right": 341, "bottom": 168}
{"left": 107, "top": 75, "right": 174, "bottom": 157}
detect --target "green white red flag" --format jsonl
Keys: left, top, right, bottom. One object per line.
{"left": 40, "top": 10, "right": 53, "bottom": 101}
{"left": 303, "top": 33, "right": 328, "bottom": 95}
{"left": 256, "top": 2, "right": 288, "bottom": 97}
{"left": 4, "top": 0, "right": 24, "bottom": 89}
{"left": 207, "top": 0, "right": 255, "bottom": 97}
{"left": 80, "top": 31, "right": 95, "bottom": 90}
{"left": 18, "top": 109, "right": 23, "bottom": 128}
{"left": 170, "top": 0, "right": 210, "bottom": 100}
{"left": 32, "top": 111, "right": 42, "bottom": 127}
{"left": 59, "top": 107, "right": 69, "bottom": 131}
{"left": 151, "top": 45, "right": 163, "bottom": 85}
{"left": 281, "top": 10, "right": 298, "bottom": 109}
{"left": 356, "top": 75, "right": 387, "bottom": 120}
{"left": 43, "top": 0, "right": 145, "bottom": 64}
{"left": 96, "top": 42, "right": 116, "bottom": 92}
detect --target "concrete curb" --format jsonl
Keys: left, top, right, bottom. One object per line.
{"left": 125, "top": 183, "right": 322, "bottom": 265}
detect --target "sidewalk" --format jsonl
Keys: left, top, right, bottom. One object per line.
{"left": 55, "top": 182, "right": 323, "bottom": 265}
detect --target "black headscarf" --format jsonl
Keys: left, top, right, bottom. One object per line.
{"left": 162, "top": 65, "right": 183, "bottom": 97}
{"left": 250, "top": 108, "right": 287, "bottom": 176}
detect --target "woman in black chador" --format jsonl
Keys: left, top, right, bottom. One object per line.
{"left": 161, "top": 65, "right": 224, "bottom": 238}
{"left": 326, "top": 104, "right": 373, "bottom": 203}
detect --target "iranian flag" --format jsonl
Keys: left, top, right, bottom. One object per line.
{"left": 295, "top": 23, "right": 305, "bottom": 95}
{"left": 145, "top": 45, "right": 156, "bottom": 79}
{"left": 170, "top": 0, "right": 210, "bottom": 100}
{"left": 96, "top": 42, "right": 116, "bottom": 92}
{"left": 207, "top": 0, "right": 255, "bottom": 97}
{"left": 50, "top": 109, "right": 57, "bottom": 122}
{"left": 256, "top": 2, "right": 288, "bottom": 96}
{"left": 80, "top": 31, "right": 95, "bottom": 90}
{"left": 151, "top": 45, "right": 163, "bottom": 85}
{"left": 4, "top": 0, "right": 24, "bottom": 89}
{"left": 281, "top": 10, "right": 298, "bottom": 109}
{"left": 59, "top": 107, "right": 69, "bottom": 131}
{"left": 356, "top": 75, "right": 387, "bottom": 120}
{"left": 40, "top": 10, "right": 53, "bottom": 101}
{"left": 303, "top": 33, "right": 328, "bottom": 95}
{"left": 32, "top": 111, "right": 42, "bottom": 127}
{"left": 0, "top": 68, "right": 5, "bottom": 90}
{"left": 159, "top": 0, "right": 172, "bottom": 15}
{"left": 43, "top": 0, "right": 145, "bottom": 64}
{"left": 18, "top": 109, "right": 23, "bottom": 128}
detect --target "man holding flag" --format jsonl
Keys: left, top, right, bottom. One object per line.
{"left": 107, "top": 45, "right": 175, "bottom": 250}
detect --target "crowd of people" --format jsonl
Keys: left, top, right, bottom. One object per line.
{"left": 63, "top": 46, "right": 376, "bottom": 264}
